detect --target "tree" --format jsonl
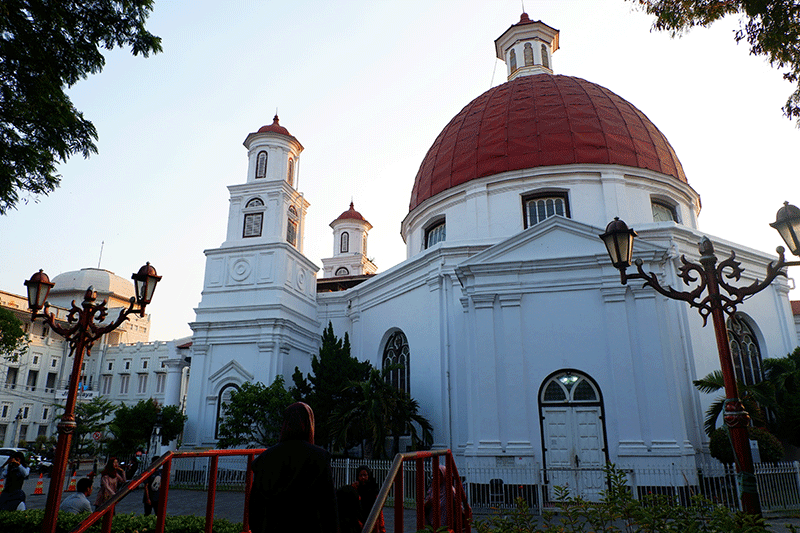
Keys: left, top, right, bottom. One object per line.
{"left": 107, "top": 398, "right": 186, "bottom": 457}
{"left": 292, "top": 323, "right": 371, "bottom": 450}
{"left": 693, "top": 369, "right": 773, "bottom": 436}
{"left": 709, "top": 426, "right": 784, "bottom": 464}
{"left": 0, "top": 1, "right": 162, "bottom": 214}
{"left": 330, "top": 366, "right": 433, "bottom": 459}
{"left": 0, "top": 307, "right": 27, "bottom": 361}
{"left": 762, "top": 347, "right": 800, "bottom": 446}
{"left": 54, "top": 396, "right": 117, "bottom": 459}
{"left": 215, "top": 377, "right": 293, "bottom": 449}
{"left": 631, "top": 0, "right": 800, "bottom": 125}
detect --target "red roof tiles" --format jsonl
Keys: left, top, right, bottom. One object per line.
{"left": 409, "top": 74, "right": 686, "bottom": 211}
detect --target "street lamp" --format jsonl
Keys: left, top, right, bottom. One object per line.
{"left": 27, "top": 264, "right": 161, "bottom": 533}
{"left": 599, "top": 203, "right": 800, "bottom": 517}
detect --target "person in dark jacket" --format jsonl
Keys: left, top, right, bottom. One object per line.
{"left": 0, "top": 451, "right": 30, "bottom": 511}
{"left": 249, "top": 402, "right": 338, "bottom": 533}
{"left": 352, "top": 465, "right": 385, "bottom": 533}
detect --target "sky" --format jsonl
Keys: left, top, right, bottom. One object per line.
{"left": 1, "top": 0, "right": 798, "bottom": 341}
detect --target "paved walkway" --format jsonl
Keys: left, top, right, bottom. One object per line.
{"left": 23, "top": 475, "right": 421, "bottom": 532}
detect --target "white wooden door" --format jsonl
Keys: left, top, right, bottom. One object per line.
{"left": 541, "top": 373, "right": 606, "bottom": 501}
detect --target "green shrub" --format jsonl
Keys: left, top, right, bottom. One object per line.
{"left": 0, "top": 510, "right": 243, "bottom": 533}
{"left": 474, "top": 464, "right": 771, "bottom": 533}
{"left": 709, "top": 426, "right": 785, "bottom": 464}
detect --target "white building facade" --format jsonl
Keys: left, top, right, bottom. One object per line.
{"left": 178, "top": 13, "right": 798, "bottom": 500}
{"left": 4, "top": 13, "right": 797, "bottom": 499}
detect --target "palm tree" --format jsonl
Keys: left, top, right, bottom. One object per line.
{"left": 692, "top": 370, "right": 773, "bottom": 436}
{"left": 761, "top": 347, "right": 800, "bottom": 446}
{"left": 331, "top": 366, "right": 433, "bottom": 459}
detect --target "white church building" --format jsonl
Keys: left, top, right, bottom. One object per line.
{"left": 2, "top": 13, "right": 797, "bottom": 500}
{"left": 180, "top": 12, "right": 798, "bottom": 499}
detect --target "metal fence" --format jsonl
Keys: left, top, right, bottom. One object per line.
{"left": 331, "top": 459, "right": 800, "bottom": 515}
{"left": 158, "top": 453, "right": 800, "bottom": 515}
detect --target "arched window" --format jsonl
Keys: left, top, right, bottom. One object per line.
{"left": 256, "top": 151, "right": 268, "bottom": 179}
{"left": 509, "top": 49, "right": 517, "bottom": 72}
{"left": 215, "top": 383, "right": 239, "bottom": 438}
{"left": 362, "top": 234, "right": 367, "bottom": 256}
{"left": 425, "top": 219, "right": 446, "bottom": 249}
{"left": 541, "top": 44, "right": 550, "bottom": 69}
{"left": 287, "top": 205, "right": 298, "bottom": 246}
{"left": 524, "top": 43, "right": 534, "bottom": 66}
{"left": 383, "top": 330, "right": 409, "bottom": 395}
{"left": 523, "top": 192, "right": 569, "bottom": 228}
{"left": 335, "top": 267, "right": 349, "bottom": 276}
{"left": 243, "top": 198, "right": 265, "bottom": 238}
{"left": 340, "top": 232, "right": 349, "bottom": 253}
{"left": 540, "top": 372, "right": 600, "bottom": 404}
{"left": 727, "top": 315, "right": 763, "bottom": 387}
{"left": 287, "top": 159, "right": 294, "bottom": 187}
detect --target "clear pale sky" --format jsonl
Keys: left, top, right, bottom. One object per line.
{"left": 1, "top": 1, "right": 797, "bottom": 341}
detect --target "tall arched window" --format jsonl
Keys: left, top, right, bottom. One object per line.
{"left": 340, "top": 232, "right": 349, "bottom": 253}
{"left": 524, "top": 43, "right": 534, "bottom": 66}
{"left": 727, "top": 315, "right": 763, "bottom": 386}
{"left": 509, "top": 49, "right": 517, "bottom": 72}
{"left": 287, "top": 158, "right": 294, "bottom": 187}
{"left": 215, "top": 383, "right": 239, "bottom": 438}
{"left": 541, "top": 44, "right": 550, "bottom": 69}
{"left": 383, "top": 330, "right": 410, "bottom": 395}
{"left": 287, "top": 205, "right": 298, "bottom": 246}
{"left": 243, "top": 198, "right": 264, "bottom": 238}
{"left": 256, "top": 151, "right": 268, "bottom": 179}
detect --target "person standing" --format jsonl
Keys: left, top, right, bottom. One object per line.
{"left": 352, "top": 465, "right": 385, "bottom": 533}
{"left": 0, "top": 451, "right": 30, "bottom": 511}
{"left": 143, "top": 457, "right": 162, "bottom": 516}
{"left": 249, "top": 402, "right": 338, "bottom": 533}
{"left": 94, "top": 457, "right": 126, "bottom": 508}
{"left": 60, "top": 478, "right": 93, "bottom": 514}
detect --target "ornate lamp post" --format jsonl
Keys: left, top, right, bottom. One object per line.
{"left": 599, "top": 203, "right": 800, "bottom": 516}
{"left": 26, "top": 263, "right": 161, "bottom": 533}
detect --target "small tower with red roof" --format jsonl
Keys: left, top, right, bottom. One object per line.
{"left": 321, "top": 202, "right": 377, "bottom": 278}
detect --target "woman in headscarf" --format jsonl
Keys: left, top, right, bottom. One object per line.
{"left": 249, "top": 402, "right": 338, "bottom": 533}
{"left": 351, "top": 465, "right": 386, "bottom": 533}
{"left": 94, "top": 456, "right": 126, "bottom": 508}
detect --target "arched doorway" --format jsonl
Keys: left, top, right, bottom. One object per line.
{"left": 539, "top": 370, "right": 608, "bottom": 501}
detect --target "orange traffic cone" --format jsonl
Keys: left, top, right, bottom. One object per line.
{"left": 33, "top": 473, "right": 44, "bottom": 495}
{"left": 66, "top": 471, "right": 77, "bottom": 492}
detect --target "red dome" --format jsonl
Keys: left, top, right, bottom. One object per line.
{"left": 332, "top": 202, "right": 371, "bottom": 227}
{"left": 257, "top": 115, "right": 294, "bottom": 137}
{"left": 409, "top": 75, "right": 686, "bottom": 211}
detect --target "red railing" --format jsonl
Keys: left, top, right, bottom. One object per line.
{"left": 363, "top": 449, "right": 472, "bottom": 533}
{"left": 70, "top": 448, "right": 264, "bottom": 533}
{"left": 67, "top": 448, "right": 470, "bottom": 533}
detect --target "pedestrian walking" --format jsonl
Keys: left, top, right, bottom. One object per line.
{"left": 143, "top": 457, "right": 162, "bottom": 516}
{"left": 352, "top": 465, "right": 385, "bottom": 533}
{"left": 249, "top": 402, "right": 338, "bottom": 533}
{"left": 95, "top": 457, "right": 126, "bottom": 508}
